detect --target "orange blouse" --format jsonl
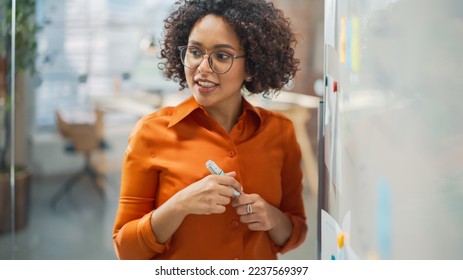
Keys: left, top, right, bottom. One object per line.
{"left": 112, "top": 96, "right": 307, "bottom": 260}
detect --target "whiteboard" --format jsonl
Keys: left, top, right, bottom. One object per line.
{"left": 321, "top": 0, "right": 463, "bottom": 259}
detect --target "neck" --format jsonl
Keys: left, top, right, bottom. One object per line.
{"left": 205, "top": 96, "right": 243, "bottom": 133}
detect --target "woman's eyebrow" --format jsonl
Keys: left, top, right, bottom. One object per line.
{"left": 187, "top": 40, "right": 237, "bottom": 51}
{"left": 213, "top": 44, "right": 236, "bottom": 50}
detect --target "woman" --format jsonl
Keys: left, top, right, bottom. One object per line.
{"left": 113, "top": 0, "right": 308, "bottom": 260}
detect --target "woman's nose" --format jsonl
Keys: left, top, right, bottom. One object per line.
{"left": 197, "top": 54, "right": 213, "bottom": 73}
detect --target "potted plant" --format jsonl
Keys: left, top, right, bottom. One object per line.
{"left": 0, "top": 0, "right": 40, "bottom": 234}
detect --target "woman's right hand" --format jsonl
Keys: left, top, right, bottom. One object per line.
{"left": 172, "top": 171, "right": 242, "bottom": 216}
{"left": 150, "top": 171, "right": 242, "bottom": 244}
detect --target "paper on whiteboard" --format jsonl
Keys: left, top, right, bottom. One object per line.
{"left": 321, "top": 210, "right": 358, "bottom": 260}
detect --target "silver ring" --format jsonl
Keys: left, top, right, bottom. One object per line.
{"left": 246, "top": 203, "right": 253, "bottom": 214}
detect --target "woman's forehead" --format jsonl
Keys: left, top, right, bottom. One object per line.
{"left": 188, "top": 14, "right": 241, "bottom": 49}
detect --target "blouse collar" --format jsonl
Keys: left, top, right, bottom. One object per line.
{"left": 168, "top": 95, "right": 262, "bottom": 129}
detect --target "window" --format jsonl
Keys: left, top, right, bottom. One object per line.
{"left": 35, "top": 0, "right": 174, "bottom": 130}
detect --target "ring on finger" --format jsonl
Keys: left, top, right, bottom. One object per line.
{"left": 246, "top": 203, "right": 253, "bottom": 214}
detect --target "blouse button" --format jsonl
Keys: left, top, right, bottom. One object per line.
{"left": 231, "top": 220, "right": 239, "bottom": 227}
{"left": 228, "top": 150, "right": 236, "bottom": 157}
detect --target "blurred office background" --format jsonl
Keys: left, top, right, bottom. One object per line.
{"left": 0, "top": 0, "right": 324, "bottom": 259}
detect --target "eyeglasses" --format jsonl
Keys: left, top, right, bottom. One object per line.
{"left": 178, "top": 45, "right": 245, "bottom": 74}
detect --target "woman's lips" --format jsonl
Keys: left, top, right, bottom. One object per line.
{"left": 195, "top": 79, "right": 218, "bottom": 92}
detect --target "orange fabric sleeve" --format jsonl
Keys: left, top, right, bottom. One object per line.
{"left": 112, "top": 120, "right": 167, "bottom": 260}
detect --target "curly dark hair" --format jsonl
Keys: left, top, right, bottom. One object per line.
{"left": 158, "top": 0, "right": 300, "bottom": 95}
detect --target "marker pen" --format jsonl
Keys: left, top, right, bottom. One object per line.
{"left": 205, "top": 160, "right": 240, "bottom": 197}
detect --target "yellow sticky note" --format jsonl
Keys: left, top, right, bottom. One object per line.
{"left": 337, "top": 232, "right": 345, "bottom": 249}
{"left": 340, "top": 17, "right": 347, "bottom": 63}
{"left": 351, "top": 16, "right": 360, "bottom": 71}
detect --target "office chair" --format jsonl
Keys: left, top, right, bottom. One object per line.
{"left": 50, "top": 108, "right": 109, "bottom": 209}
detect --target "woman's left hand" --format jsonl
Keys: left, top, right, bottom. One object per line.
{"left": 231, "top": 193, "right": 280, "bottom": 231}
{"left": 231, "top": 192, "right": 293, "bottom": 246}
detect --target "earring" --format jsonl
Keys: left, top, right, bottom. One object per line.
{"left": 245, "top": 76, "right": 253, "bottom": 82}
